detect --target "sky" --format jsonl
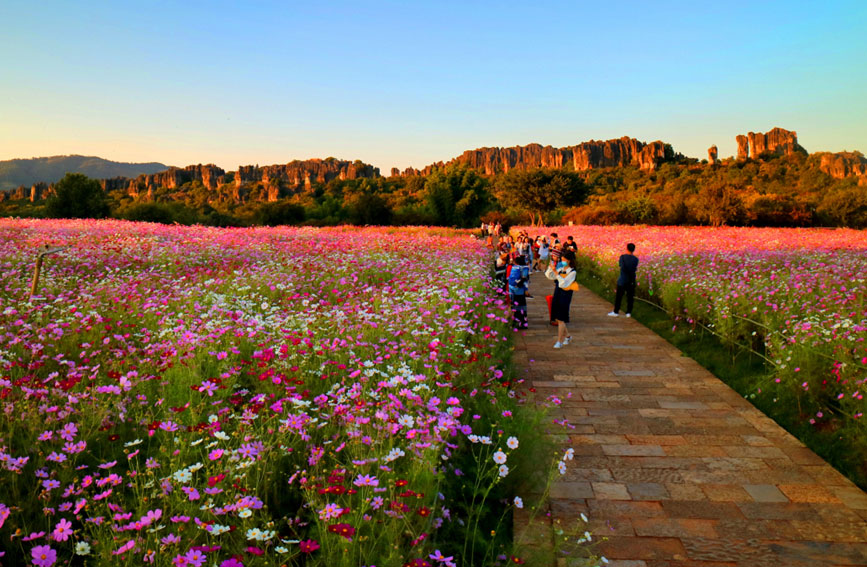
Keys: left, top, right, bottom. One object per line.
{"left": 1, "top": 1, "right": 865, "bottom": 174}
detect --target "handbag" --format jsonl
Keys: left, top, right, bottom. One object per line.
{"left": 564, "top": 281, "right": 580, "bottom": 292}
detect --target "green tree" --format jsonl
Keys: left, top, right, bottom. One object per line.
{"left": 349, "top": 193, "right": 393, "bottom": 225}
{"left": 253, "top": 201, "right": 306, "bottom": 226}
{"left": 692, "top": 182, "right": 745, "bottom": 227}
{"left": 817, "top": 183, "right": 867, "bottom": 228}
{"left": 494, "top": 169, "right": 586, "bottom": 225}
{"left": 423, "top": 166, "right": 490, "bottom": 227}
{"left": 44, "top": 173, "right": 109, "bottom": 219}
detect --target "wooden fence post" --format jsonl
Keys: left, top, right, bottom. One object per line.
{"left": 29, "top": 245, "right": 70, "bottom": 301}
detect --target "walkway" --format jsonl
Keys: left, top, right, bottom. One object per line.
{"left": 513, "top": 274, "right": 867, "bottom": 566}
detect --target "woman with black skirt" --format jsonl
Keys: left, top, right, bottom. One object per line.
{"left": 545, "top": 250, "right": 577, "bottom": 348}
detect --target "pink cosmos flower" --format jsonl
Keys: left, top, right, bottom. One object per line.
{"left": 113, "top": 539, "right": 136, "bottom": 555}
{"left": 184, "top": 550, "right": 206, "bottom": 567}
{"left": 31, "top": 544, "right": 56, "bottom": 567}
{"left": 299, "top": 539, "right": 320, "bottom": 553}
{"left": 51, "top": 518, "right": 72, "bottom": 542}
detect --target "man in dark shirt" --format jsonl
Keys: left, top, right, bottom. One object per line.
{"left": 564, "top": 236, "right": 578, "bottom": 253}
{"left": 608, "top": 243, "right": 638, "bottom": 318}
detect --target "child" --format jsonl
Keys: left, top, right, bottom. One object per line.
{"left": 508, "top": 255, "right": 530, "bottom": 329}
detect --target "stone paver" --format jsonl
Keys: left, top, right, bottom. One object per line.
{"left": 513, "top": 276, "right": 867, "bottom": 565}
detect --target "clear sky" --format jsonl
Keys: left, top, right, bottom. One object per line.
{"left": 1, "top": 1, "right": 865, "bottom": 173}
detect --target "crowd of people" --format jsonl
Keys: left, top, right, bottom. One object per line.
{"left": 487, "top": 226, "right": 639, "bottom": 349}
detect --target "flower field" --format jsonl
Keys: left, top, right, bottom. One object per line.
{"left": 0, "top": 219, "right": 574, "bottom": 567}
{"left": 528, "top": 225, "right": 867, "bottom": 485}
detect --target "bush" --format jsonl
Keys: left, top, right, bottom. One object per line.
{"left": 44, "top": 173, "right": 109, "bottom": 219}
{"left": 118, "top": 202, "right": 203, "bottom": 225}
{"left": 252, "top": 201, "right": 307, "bottom": 226}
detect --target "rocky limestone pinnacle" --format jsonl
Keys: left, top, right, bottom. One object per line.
{"left": 736, "top": 135, "right": 750, "bottom": 160}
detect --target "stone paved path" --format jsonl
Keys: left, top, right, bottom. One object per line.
{"left": 513, "top": 274, "right": 867, "bottom": 566}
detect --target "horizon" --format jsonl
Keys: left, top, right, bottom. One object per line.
{"left": 1, "top": 1, "right": 865, "bottom": 173}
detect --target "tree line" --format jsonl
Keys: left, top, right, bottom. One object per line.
{"left": 2, "top": 151, "right": 865, "bottom": 228}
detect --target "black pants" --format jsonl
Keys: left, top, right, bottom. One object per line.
{"left": 511, "top": 294, "right": 527, "bottom": 328}
{"left": 614, "top": 282, "right": 635, "bottom": 314}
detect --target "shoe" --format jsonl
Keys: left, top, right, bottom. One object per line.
{"left": 625, "top": 313, "right": 631, "bottom": 318}
{"left": 553, "top": 341, "right": 563, "bottom": 349}
{"left": 607, "top": 312, "right": 619, "bottom": 317}
{"left": 564, "top": 336, "right": 572, "bottom": 345}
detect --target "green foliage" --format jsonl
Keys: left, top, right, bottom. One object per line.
{"left": 252, "top": 200, "right": 307, "bottom": 226}
{"left": 494, "top": 169, "right": 586, "bottom": 225}
{"left": 44, "top": 173, "right": 110, "bottom": 219}
{"left": 349, "top": 192, "right": 393, "bottom": 225}
{"left": 6, "top": 151, "right": 866, "bottom": 228}
{"left": 816, "top": 181, "right": 867, "bottom": 228}
{"left": 423, "top": 165, "right": 491, "bottom": 227}
{"left": 692, "top": 181, "right": 746, "bottom": 227}
{"left": 117, "top": 201, "right": 208, "bottom": 225}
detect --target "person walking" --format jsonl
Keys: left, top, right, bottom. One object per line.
{"left": 546, "top": 250, "right": 578, "bottom": 348}
{"left": 537, "top": 237, "right": 549, "bottom": 271}
{"left": 608, "top": 242, "right": 639, "bottom": 318}
{"left": 508, "top": 255, "right": 530, "bottom": 329}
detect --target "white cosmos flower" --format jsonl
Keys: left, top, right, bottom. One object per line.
{"left": 506, "top": 436, "right": 519, "bottom": 449}
{"left": 493, "top": 450, "right": 507, "bottom": 464}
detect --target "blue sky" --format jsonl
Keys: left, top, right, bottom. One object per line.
{"left": 1, "top": 0, "right": 865, "bottom": 173}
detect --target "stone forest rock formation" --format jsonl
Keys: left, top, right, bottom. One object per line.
{"left": 11, "top": 160, "right": 380, "bottom": 203}
{"left": 236, "top": 159, "right": 378, "bottom": 190}
{"left": 736, "top": 127, "right": 806, "bottom": 159}
{"left": 819, "top": 151, "right": 867, "bottom": 186}
{"left": 394, "top": 136, "right": 674, "bottom": 176}
{"left": 736, "top": 135, "right": 750, "bottom": 160}
{"left": 6, "top": 129, "right": 867, "bottom": 202}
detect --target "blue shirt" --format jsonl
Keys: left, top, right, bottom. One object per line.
{"left": 508, "top": 265, "right": 530, "bottom": 296}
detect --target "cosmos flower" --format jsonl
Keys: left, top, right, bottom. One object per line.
{"left": 31, "top": 544, "right": 56, "bottom": 567}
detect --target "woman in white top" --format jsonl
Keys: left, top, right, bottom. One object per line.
{"left": 545, "top": 250, "right": 577, "bottom": 348}
{"left": 537, "top": 237, "right": 549, "bottom": 270}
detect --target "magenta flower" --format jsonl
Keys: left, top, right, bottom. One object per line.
{"left": 113, "top": 539, "right": 136, "bottom": 555}
{"left": 51, "top": 518, "right": 72, "bottom": 542}
{"left": 184, "top": 550, "right": 207, "bottom": 567}
{"left": 31, "top": 544, "right": 56, "bottom": 567}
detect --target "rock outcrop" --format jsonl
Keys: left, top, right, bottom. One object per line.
{"left": 819, "top": 151, "right": 867, "bottom": 186}
{"left": 708, "top": 146, "right": 718, "bottom": 164}
{"left": 30, "top": 182, "right": 50, "bottom": 202}
{"left": 736, "top": 128, "right": 805, "bottom": 159}
{"left": 8, "top": 158, "right": 379, "bottom": 203}
{"left": 398, "top": 137, "right": 674, "bottom": 176}
{"left": 141, "top": 164, "right": 226, "bottom": 191}
{"left": 748, "top": 128, "right": 805, "bottom": 157}
{"left": 99, "top": 164, "right": 226, "bottom": 196}
{"left": 236, "top": 159, "right": 379, "bottom": 190}
{"left": 12, "top": 185, "right": 28, "bottom": 200}
{"left": 736, "top": 135, "right": 750, "bottom": 160}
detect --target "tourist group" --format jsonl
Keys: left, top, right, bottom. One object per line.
{"left": 481, "top": 223, "right": 638, "bottom": 349}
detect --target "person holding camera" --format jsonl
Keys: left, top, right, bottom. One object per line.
{"left": 545, "top": 250, "right": 579, "bottom": 348}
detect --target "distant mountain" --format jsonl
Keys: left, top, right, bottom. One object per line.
{"left": 0, "top": 155, "right": 167, "bottom": 191}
